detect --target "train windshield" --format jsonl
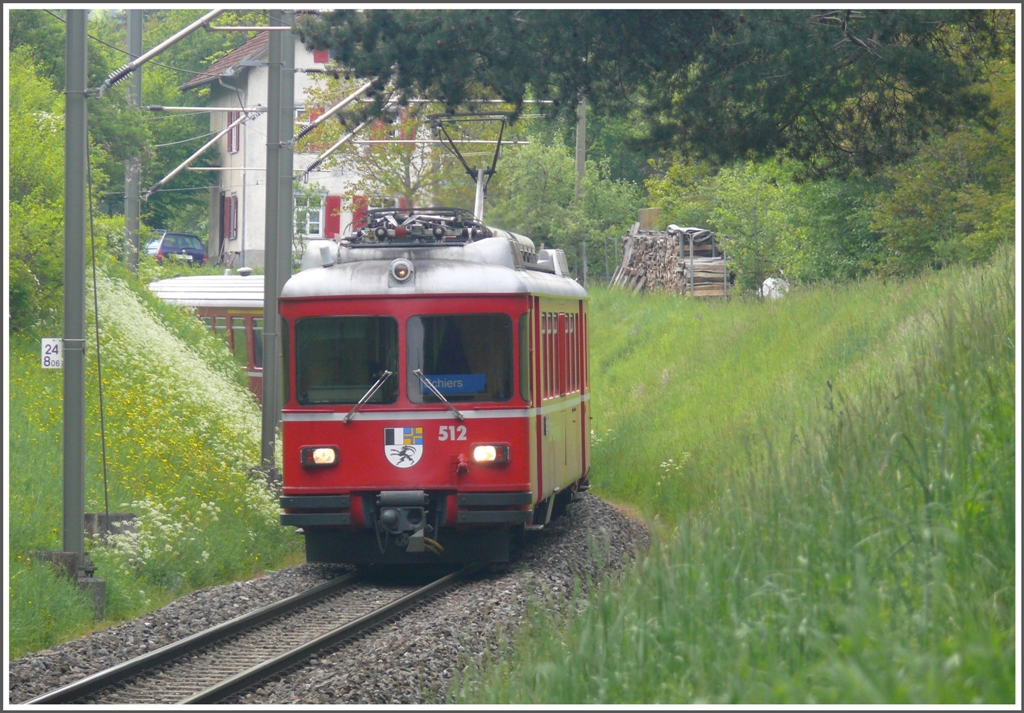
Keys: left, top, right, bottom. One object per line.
{"left": 407, "top": 314, "right": 513, "bottom": 403}
{"left": 295, "top": 316, "right": 399, "bottom": 405}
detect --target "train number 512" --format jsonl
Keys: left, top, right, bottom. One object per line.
{"left": 438, "top": 425, "right": 467, "bottom": 441}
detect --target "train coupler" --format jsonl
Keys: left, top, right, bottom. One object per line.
{"left": 375, "top": 490, "right": 433, "bottom": 554}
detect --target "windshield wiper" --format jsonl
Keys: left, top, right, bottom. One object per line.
{"left": 413, "top": 369, "right": 464, "bottom": 421}
{"left": 343, "top": 370, "right": 393, "bottom": 423}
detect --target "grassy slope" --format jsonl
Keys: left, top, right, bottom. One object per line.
{"left": 7, "top": 261, "right": 302, "bottom": 658}
{"left": 456, "top": 245, "right": 1016, "bottom": 703}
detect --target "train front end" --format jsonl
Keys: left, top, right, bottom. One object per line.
{"left": 277, "top": 209, "right": 577, "bottom": 565}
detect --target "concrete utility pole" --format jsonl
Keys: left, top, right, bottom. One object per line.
{"left": 124, "top": 9, "right": 143, "bottom": 272}
{"left": 473, "top": 168, "right": 486, "bottom": 222}
{"left": 64, "top": 8, "right": 88, "bottom": 572}
{"left": 260, "top": 11, "right": 283, "bottom": 480}
{"left": 575, "top": 97, "right": 587, "bottom": 286}
{"left": 276, "top": 11, "right": 296, "bottom": 442}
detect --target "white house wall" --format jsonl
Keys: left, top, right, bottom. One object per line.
{"left": 209, "top": 39, "right": 362, "bottom": 268}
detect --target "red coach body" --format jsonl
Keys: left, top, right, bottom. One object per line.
{"left": 278, "top": 208, "right": 591, "bottom": 564}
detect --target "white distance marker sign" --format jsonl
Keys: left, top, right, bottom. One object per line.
{"left": 41, "top": 338, "right": 62, "bottom": 369}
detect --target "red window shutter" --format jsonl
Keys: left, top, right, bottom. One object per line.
{"left": 324, "top": 195, "right": 342, "bottom": 237}
{"left": 221, "top": 194, "right": 230, "bottom": 240}
{"left": 313, "top": 48, "right": 329, "bottom": 63}
{"left": 352, "top": 194, "right": 369, "bottom": 231}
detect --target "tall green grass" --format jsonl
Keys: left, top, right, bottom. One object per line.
{"left": 588, "top": 265, "right": 964, "bottom": 518}
{"left": 456, "top": 245, "right": 1015, "bottom": 703}
{"left": 7, "top": 261, "right": 301, "bottom": 659}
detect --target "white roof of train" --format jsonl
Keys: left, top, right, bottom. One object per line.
{"left": 283, "top": 235, "right": 587, "bottom": 301}
{"left": 149, "top": 233, "right": 586, "bottom": 310}
{"left": 148, "top": 274, "right": 264, "bottom": 309}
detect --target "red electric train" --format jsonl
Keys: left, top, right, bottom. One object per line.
{"left": 278, "top": 208, "right": 591, "bottom": 564}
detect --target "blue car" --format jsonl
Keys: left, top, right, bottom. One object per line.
{"left": 146, "top": 231, "right": 208, "bottom": 265}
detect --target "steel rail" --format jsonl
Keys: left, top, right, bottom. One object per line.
{"left": 181, "top": 563, "right": 484, "bottom": 704}
{"left": 25, "top": 570, "right": 362, "bottom": 705}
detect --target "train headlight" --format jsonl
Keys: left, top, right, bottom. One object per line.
{"left": 300, "top": 446, "right": 339, "bottom": 467}
{"left": 389, "top": 259, "right": 413, "bottom": 283}
{"left": 472, "top": 444, "right": 510, "bottom": 464}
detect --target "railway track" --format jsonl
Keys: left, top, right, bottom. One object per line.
{"left": 26, "top": 564, "right": 482, "bottom": 705}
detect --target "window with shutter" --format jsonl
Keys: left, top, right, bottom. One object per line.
{"left": 227, "top": 110, "right": 240, "bottom": 154}
{"left": 324, "top": 195, "right": 342, "bottom": 237}
{"left": 221, "top": 193, "right": 231, "bottom": 241}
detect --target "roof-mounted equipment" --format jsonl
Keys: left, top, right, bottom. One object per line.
{"left": 346, "top": 208, "right": 493, "bottom": 246}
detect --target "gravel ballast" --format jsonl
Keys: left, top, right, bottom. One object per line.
{"left": 7, "top": 493, "right": 648, "bottom": 705}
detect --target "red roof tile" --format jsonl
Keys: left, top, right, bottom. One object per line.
{"left": 179, "top": 31, "right": 269, "bottom": 91}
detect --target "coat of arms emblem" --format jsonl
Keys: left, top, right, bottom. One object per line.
{"left": 384, "top": 426, "right": 424, "bottom": 467}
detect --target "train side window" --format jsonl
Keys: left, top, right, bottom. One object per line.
{"left": 573, "top": 313, "right": 579, "bottom": 392}
{"left": 584, "top": 312, "right": 589, "bottom": 390}
{"left": 569, "top": 315, "right": 577, "bottom": 393}
{"left": 569, "top": 314, "right": 576, "bottom": 393}
{"left": 231, "top": 317, "right": 248, "bottom": 367}
{"left": 253, "top": 318, "right": 264, "bottom": 368}
{"left": 549, "top": 313, "right": 555, "bottom": 397}
{"left": 547, "top": 313, "right": 554, "bottom": 400}
{"left": 214, "top": 316, "right": 227, "bottom": 339}
{"left": 539, "top": 313, "right": 545, "bottom": 400}
{"left": 585, "top": 313, "right": 593, "bottom": 389}
{"left": 541, "top": 313, "right": 549, "bottom": 400}
{"left": 574, "top": 314, "right": 579, "bottom": 392}
{"left": 518, "top": 313, "right": 530, "bottom": 403}
{"left": 201, "top": 316, "right": 213, "bottom": 331}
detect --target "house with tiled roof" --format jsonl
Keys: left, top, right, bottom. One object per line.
{"left": 180, "top": 31, "right": 365, "bottom": 267}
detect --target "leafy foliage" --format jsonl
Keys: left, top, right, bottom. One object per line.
{"left": 8, "top": 49, "right": 70, "bottom": 332}
{"left": 870, "top": 62, "right": 1016, "bottom": 275}
{"left": 6, "top": 10, "right": 275, "bottom": 331}
{"left": 298, "top": 80, "right": 462, "bottom": 209}
{"left": 296, "top": 9, "right": 1011, "bottom": 176}
{"left": 705, "top": 162, "right": 805, "bottom": 292}
{"left": 485, "top": 140, "right": 644, "bottom": 279}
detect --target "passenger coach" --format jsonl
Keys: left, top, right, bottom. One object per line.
{"left": 148, "top": 271, "right": 266, "bottom": 400}
{"left": 279, "top": 208, "right": 591, "bottom": 564}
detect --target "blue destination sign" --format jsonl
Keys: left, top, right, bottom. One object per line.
{"left": 424, "top": 374, "right": 487, "bottom": 394}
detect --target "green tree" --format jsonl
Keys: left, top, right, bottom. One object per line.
{"left": 870, "top": 62, "right": 1016, "bottom": 275}
{"left": 647, "top": 157, "right": 885, "bottom": 285}
{"left": 644, "top": 156, "right": 719, "bottom": 231}
{"left": 8, "top": 49, "right": 71, "bottom": 332}
{"left": 295, "top": 9, "right": 1011, "bottom": 176}
{"left": 298, "top": 72, "right": 538, "bottom": 214}
{"left": 485, "top": 142, "right": 576, "bottom": 246}
{"left": 789, "top": 177, "right": 883, "bottom": 282}
{"left": 704, "top": 162, "right": 805, "bottom": 293}
{"left": 9, "top": 10, "right": 152, "bottom": 202}
{"left": 486, "top": 140, "right": 643, "bottom": 279}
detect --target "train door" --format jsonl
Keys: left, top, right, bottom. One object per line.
{"left": 554, "top": 312, "right": 569, "bottom": 485}
{"left": 539, "top": 309, "right": 559, "bottom": 499}
{"left": 580, "top": 302, "right": 591, "bottom": 477}
{"left": 564, "top": 310, "right": 582, "bottom": 482}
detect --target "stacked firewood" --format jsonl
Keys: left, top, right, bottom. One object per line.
{"left": 610, "top": 223, "right": 732, "bottom": 297}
